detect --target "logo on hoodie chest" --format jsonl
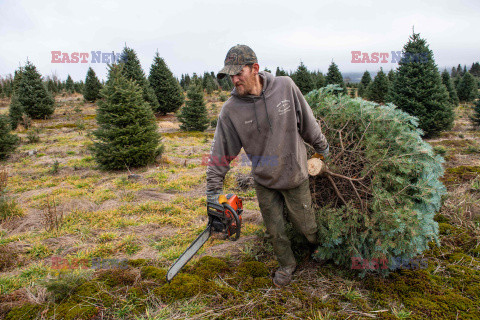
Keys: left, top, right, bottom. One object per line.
{"left": 276, "top": 100, "right": 291, "bottom": 115}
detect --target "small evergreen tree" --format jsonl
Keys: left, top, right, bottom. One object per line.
{"left": 389, "top": 32, "right": 453, "bottom": 137}
{"left": 457, "top": 72, "right": 478, "bottom": 102}
{"left": 83, "top": 67, "right": 102, "bottom": 102}
{"left": 471, "top": 99, "right": 480, "bottom": 128}
{"left": 275, "top": 67, "right": 287, "bottom": 77}
{"left": 456, "top": 64, "right": 463, "bottom": 77}
{"left": 90, "top": 64, "right": 162, "bottom": 170}
{"left": 178, "top": 81, "right": 209, "bottom": 131}
{"left": 184, "top": 74, "right": 191, "bottom": 90}
{"left": 148, "top": 52, "right": 184, "bottom": 115}
{"left": 366, "top": 68, "right": 389, "bottom": 104}
{"left": 17, "top": 61, "right": 55, "bottom": 119}
{"left": 46, "top": 77, "right": 58, "bottom": 95}
{"left": 451, "top": 66, "right": 457, "bottom": 78}
{"left": 326, "top": 62, "right": 347, "bottom": 94}
{"left": 0, "top": 115, "right": 19, "bottom": 160}
{"left": 202, "top": 72, "right": 217, "bottom": 95}
{"left": 313, "top": 71, "right": 325, "bottom": 89}
{"left": 293, "top": 62, "right": 315, "bottom": 95}
{"left": 441, "top": 69, "right": 459, "bottom": 106}
{"left": 0, "top": 82, "right": 3, "bottom": 98}
{"left": 120, "top": 46, "right": 160, "bottom": 112}
{"left": 65, "top": 75, "right": 74, "bottom": 93}
{"left": 357, "top": 71, "right": 372, "bottom": 97}
{"left": 470, "top": 100, "right": 480, "bottom": 128}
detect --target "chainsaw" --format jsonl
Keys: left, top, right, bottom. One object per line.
{"left": 166, "top": 193, "right": 243, "bottom": 282}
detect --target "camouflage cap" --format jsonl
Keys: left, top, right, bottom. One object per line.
{"left": 217, "top": 44, "right": 258, "bottom": 79}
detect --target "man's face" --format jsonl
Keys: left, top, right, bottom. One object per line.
{"left": 230, "top": 65, "right": 256, "bottom": 96}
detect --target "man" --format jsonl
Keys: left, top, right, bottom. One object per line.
{"left": 206, "top": 44, "right": 329, "bottom": 287}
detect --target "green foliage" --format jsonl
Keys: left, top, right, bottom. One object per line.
{"left": 312, "top": 71, "right": 325, "bottom": 89}
{"left": 90, "top": 64, "right": 162, "bottom": 170}
{"left": 457, "top": 72, "right": 478, "bottom": 102}
{"left": 8, "top": 93, "right": 23, "bottom": 130}
{"left": 148, "top": 52, "right": 184, "bottom": 114}
{"left": 357, "top": 71, "right": 372, "bottom": 98}
{"left": 178, "top": 82, "right": 209, "bottom": 132}
{"left": 275, "top": 67, "right": 287, "bottom": 77}
{"left": 0, "top": 115, "right": 19, "bottom": 160}
{"left": 325, "top": 62, "right": 346, "bottom": 94}
{"left": 471, "top": 99, "right": 480, "bottom": 128}
{"left": 65, "top": 75, "right": 74, "bottom": 93}
{"left": 83, "top": 67, "right": 102, "bottom": 102}
{"left": 292, "top": 62, "right": 315, "bottom": 94}
{"left": 202, "top": 72, "right": 217, "bottom": 94}
{"left": 16, "top": 61, "right": 55, "bottom": 119}
{"left": 441, "top": 69, "right": 459, "bottom": 106}
{"left": 120, "top": 46, "right": 160, "bottom": 112}
{"left": 366, "top": 68, "right": 389, "bottom": 104}
{"left": 389, "top": 32, "right": 454, "bottom": 137}
{"left": 306, "top": 87, "right": 445, "bottom": 275}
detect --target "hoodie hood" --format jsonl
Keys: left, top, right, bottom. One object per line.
{"left": 230, "top": 71, "right": 274, "bottom": 132}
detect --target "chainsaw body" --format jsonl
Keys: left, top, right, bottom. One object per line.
{"left": 208, "top": 193, "right": 243, "bottom": 240}
{"left": 166, "top": 193, "right": 243, "bottom": 282}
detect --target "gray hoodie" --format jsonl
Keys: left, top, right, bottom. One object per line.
{"left": 206, "top": 71, "right": 328, "bottom": 193}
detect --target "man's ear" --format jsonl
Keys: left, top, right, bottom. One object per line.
{"left": 252, "top": 63, "right": 260, "bottom": 74}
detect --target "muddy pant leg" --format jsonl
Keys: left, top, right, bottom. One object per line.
{"left": 254, "top": 182, "right": 296, "bottom": 269}
{"left": 282, "top": 179, "right": 318, "bottom": 244}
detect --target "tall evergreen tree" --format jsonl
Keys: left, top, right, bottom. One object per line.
{"left": 357, "top": 71, "right": 372, "bottom": 97}
{"left": 90, "top": 64, "right": 162, "bottom": 170}
{"left": 84, "top": 67, "right": 102, "bottom": 102}
{"left": 148, "top": 52, "right": 184, "bottom": 115}
{"left": 389, "top": 32, "right": 453, "bottom": 137}
{"left": 178, "top": 81, "right": 209, "bottom": 131}
{"left": 326, "top": 62, "right": 347, "bottom": 94}
{"left": 0, "top": 82, "right": 3, "bottom": 98}
{"left": 275, "top": 67, "right": 287, "bottom": 77}
{"left": 441, "top": 69, "right": 459, "bottom": 106}
{"left": 366, "top": 68, "right": 389, "bottom": 104}
{"left": 0, "top": 115, "right": 19, "bottom": 160}
{"left": 65, "top": 75, "right": 74, "bottom": 93}
{"left": 457, "top": 72, "right": 478, "bottom": 102}
{"left": 120, "top": 46, "right": 160, "bottom": 112}
{"left": 293, "top": 62, "right": 315, "bottom": 95}
{"left": 17, "top": 61, "right": 55, "bottom": 119}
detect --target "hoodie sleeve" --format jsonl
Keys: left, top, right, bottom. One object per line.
{"left": 290, "top": 80, "right": 329, "bottom": 153}
{"left": 206, "top": 110, "right": 243, "bottom": 194}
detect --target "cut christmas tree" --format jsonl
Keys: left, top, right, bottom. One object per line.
{"left": 298, "top": 86, "right": 445, "bottom": 275}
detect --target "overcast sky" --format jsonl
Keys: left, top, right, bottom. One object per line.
{"left": 0, "top": 0, "right": 478, "bottom": 82}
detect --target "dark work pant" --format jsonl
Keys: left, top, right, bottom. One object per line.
{"left": 255, "top": 178, "right": 318, "bottom": 269}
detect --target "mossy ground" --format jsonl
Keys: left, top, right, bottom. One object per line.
{"left": 0, "top": 94, "right": 479, "bottom": 319}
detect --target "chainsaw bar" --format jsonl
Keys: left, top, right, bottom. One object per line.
{"left": 166, "top": 224, "right": 212, "bottom": 282}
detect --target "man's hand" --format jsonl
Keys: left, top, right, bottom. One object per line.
{"left": 313, "top": 144, "right": 329, "bottom": 160}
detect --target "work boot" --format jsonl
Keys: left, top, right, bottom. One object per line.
{"left": 273, "top": 265, "right": 296, "bottom": 287}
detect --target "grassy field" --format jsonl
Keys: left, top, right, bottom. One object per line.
{"left": 0, "top": 92, "right": 479, "bottom": 319}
